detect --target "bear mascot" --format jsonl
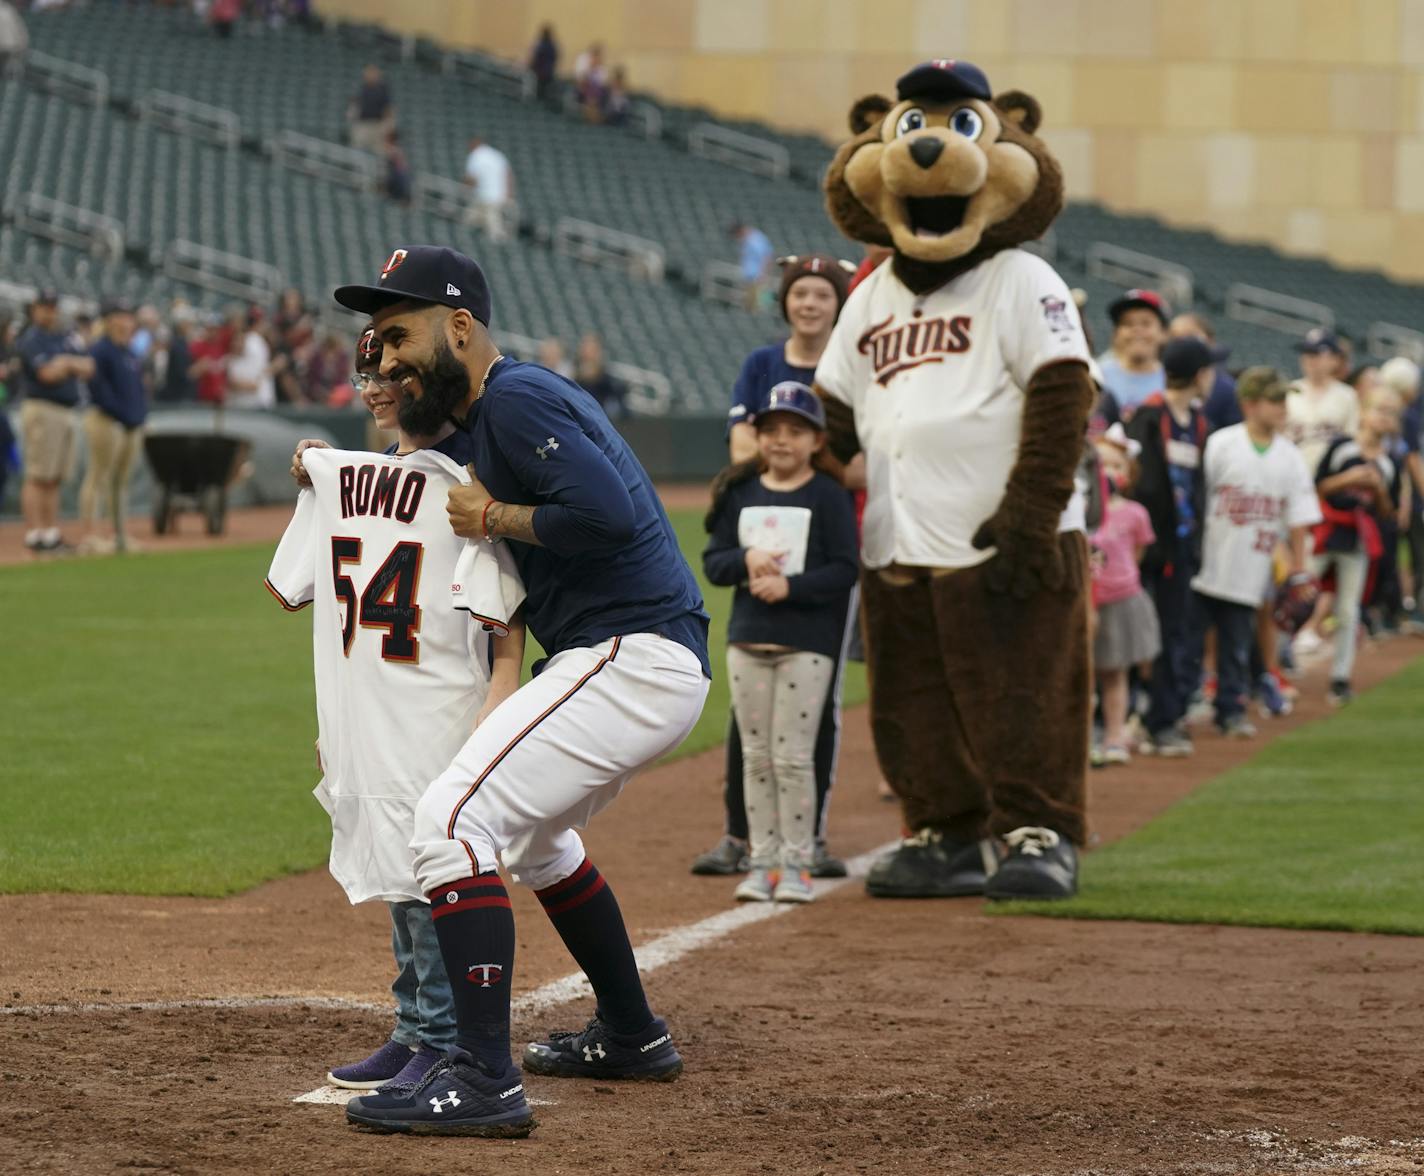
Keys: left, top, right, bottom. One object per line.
{"left": 813, "top": 60, "right": 1095, "bottom": 900}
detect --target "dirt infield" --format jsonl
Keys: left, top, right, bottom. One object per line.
{"left": 4, "top": 630, "right": 1423, "bottom": 1174}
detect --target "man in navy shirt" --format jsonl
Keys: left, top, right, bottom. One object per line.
{"left": 16, "top": 290, "right": 94, "bottom": 554}
{"left": 80, "top": 301, "right": 148, "bottom": 553}
{"left": 333, "top": 246, "right": 710, "bottom": 1138}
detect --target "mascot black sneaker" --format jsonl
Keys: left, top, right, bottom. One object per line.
{"left": 345, "top": 1049, "right": 535, "bottom": 1137}
{"left": 865, "top": 828, "right": 999, "bottom": 898}
{"left": 985, "top": 827, "right": 1078, "bottom": 900}
{"left": 523, "top": 1014, "right": 682, "bottom": 1081}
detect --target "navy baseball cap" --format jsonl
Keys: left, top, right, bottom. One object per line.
{"left": 31, "top": 288, "right": 59, "bottom": 307}
{"left": 354, "top": 324, "right": 381, "bottom": 372}
{"left": 1108, "top": 288, "right": 1171, "bottom": 326}
{"left": 757, "top": 381, "right": 826, "bottom": 430}
{"left": 334, "top": 245, "right": 493, "bottom": 326}
{"left": 1161, "top": 336, "right": 1215, "bottom": 382}
{"left": 1296, "top": 327, "right": 1343, "bottom": 355}
{"left": 896, "top": 59, "right": 991, "bottom": 104}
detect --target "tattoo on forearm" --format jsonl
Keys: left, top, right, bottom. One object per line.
{"left": 488, "top": 502, "right": 542, "bottom": 545}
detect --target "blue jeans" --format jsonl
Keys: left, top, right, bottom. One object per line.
{"left": 1193, "top": 591, "right": 1256, "bottom": 724}
{"left": 388, "top": 899, "right": 456, "bottom": 1051}
{"left": 1142, "top": 545, "right": 1201, "bottom": 735}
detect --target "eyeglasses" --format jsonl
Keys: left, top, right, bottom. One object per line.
{"left": 349, "top": 372, "right": 394, "bottom": 392}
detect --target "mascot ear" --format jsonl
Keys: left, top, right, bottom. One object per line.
{"left": 994, "top": 90, "right": 1043, "bottom": 135}
{"left": 847, "top": 94, "right": 892, "bottom": 135}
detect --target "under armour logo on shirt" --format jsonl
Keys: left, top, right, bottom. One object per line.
{"left": 536, "top": 437, "right": 559, "bottom": 460}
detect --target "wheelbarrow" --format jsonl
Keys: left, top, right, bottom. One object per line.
{"left": 144, "top": 433, "right": 252, "bottom": 536}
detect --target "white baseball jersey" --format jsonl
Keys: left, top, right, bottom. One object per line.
{"left": 266, "top": 447, "right": 525, "bottom": 904}
{"left": 1286, "top": 379, "right": 1359, "bottom": 476}
{"left": 816, "top": 248, "right": 1091, "bottom": 570}
{"left": 1191, "top": 424, "right": 1322, "bottom": 608}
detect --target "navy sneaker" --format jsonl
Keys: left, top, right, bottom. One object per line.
{"left": 523, "top": 1014, "right": 683, "bottom": 1081}
{"left": 376, "top": 1044, "right": 442, "bottom": 1093}
{"left": 345, "top": 1050, "right": 535, "bottom": 1137}
{"left": 327, "top": 1039, "right": 414, "bottom": 1090}
{"left": 985, "top": 827, "right": 1078, "bottom": 901}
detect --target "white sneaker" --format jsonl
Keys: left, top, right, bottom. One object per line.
{"left": 772, "top": 868, "right": 814, "bottom": 904}
{"left": 734, "top": 867, "right": 777, "bottom": 903}
{"left": 1293, "top": 629, "right": 1323, "bottom": 656}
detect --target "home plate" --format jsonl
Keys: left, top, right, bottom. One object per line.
{"left": 294, "top": 1086, "right": 556, "bottom": 1106}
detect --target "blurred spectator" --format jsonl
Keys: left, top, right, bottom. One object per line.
{"left": 190, "top": 314, "right": 233, "bottom": 405}
{"left": 1097, "top": 289, "right": 1169, "bottom": 416}
{"left": 1170, "top": 311, "right": 1238, "bottom": 433}
{"left": 1379, "top": 357, "right": 1424, "bottom": 629}
{"left": 16, "top": 290, "right": 93, "bottom": 553}
{"left": 463, "top": 135, "right": 513, "bottom": 244}
{"left": 157, "top": 302, "right": 199, "bottom": 402}
{"left": 1191, "top": 368, "right": 1319, "bottom": 737}
{"left": 537, "top": 336, "right": 573, "bottom": 379}
{"left": 1286, "top": 328, "right": 1358, "bottom": 475}
{"left": 574, "top": 332, "right": 626, "bottom": 419}
{"left": 1125, "top": 336, "right": 1211, "bottom": 757}
{"left": 1348, "top": 362, "right": 1378, "bottom": 404}
{"left": 0, "top": 2, "right": 28, "bottom": 70}
{"left": 0, "top": 312, "right": 17, "bottom": 507}
{"left": 348, "top": 64, "right": 394, "bottom": 155}
{"left": 224, "top": 307, "right": 276, "bottom": 409}
{"left": 574, "top": 42, "right": 607, "bottom": 111}
{"left": 600, "top": 66, "right": 630, "bottom": 127}
{"left": 1332, "top": 333, "right": 1356, "bottom": 383}
{"left": 271, "top": 287, "right": 314, "bottom": 404}
{"left": 527, "top": 23, "right": 558, "bottom": 101}
{"left": 208, "top": 0, "right": 241, "bottom": 38}
{"left": 80, "top": 300, "right": 147, "bottom": 554}
{"left": 1312, "top": 387, "right": 1402, "bottom": 704}
{"left": 729, "top": 222, "right": 774, "bottom": 311}
{"left": 306, "top": 331, "right": 354, "bottom": 405}
{"left": 384, "top": 129, "right": 412, "bottom": 204}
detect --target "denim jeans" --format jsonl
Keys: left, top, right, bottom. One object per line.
{"left": 388, "top": 899, "right": 456, "bottom": 1051}
{"left": 1193, "top": 592, "right": 1257, "bottom": 724}
{"left": 1142, "top": 544, "right": 1201, "bottom": 735}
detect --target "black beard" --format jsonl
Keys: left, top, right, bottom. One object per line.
{"left": 397, "top": 337, "right": 471, "bottom": 436}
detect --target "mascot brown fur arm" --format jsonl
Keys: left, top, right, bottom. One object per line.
{"left": 971, "top": 359, "right": 1095, "bottom": 598}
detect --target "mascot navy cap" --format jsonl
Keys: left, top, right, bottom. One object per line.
{"left": 334, "top": 245, "right": 493, "bottom": 326}
{"left": 757, "top": 381, "right": 826, "bottom": 430}
{"left": 896, "top": 59, "right": 992, "bottom": 104}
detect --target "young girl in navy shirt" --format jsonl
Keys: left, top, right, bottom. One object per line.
{"left": 703, "top": 383, "right": 858, "bottom": 903}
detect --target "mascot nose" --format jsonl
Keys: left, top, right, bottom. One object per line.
{"left": 909, "top": 136, "right": 944, "bottom": 169}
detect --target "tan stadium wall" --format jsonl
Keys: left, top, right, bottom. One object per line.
{"left": 320, "top": 0, "right": 1424, "bottom": 282}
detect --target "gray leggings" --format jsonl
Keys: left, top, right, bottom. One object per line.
{"left": 727, "top": 645, "right": 834, "bottom": 870}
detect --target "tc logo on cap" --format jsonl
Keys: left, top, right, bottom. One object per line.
{"left": 931, "top": 58, "right": 958, "bottom": 70}
{"left": 380, "top": 249, "right": 408, "bottom": 279}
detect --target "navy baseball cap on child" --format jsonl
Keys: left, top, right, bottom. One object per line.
{"left": 757, "top": 381, "right": 826, "bottom": 430}
{"left": 334, "top": 245, "right": 493, "bottom": 325}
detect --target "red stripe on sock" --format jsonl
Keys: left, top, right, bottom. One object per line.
{"left": 430, "top": 894, "right": 513, "bottom": 920}
{"left": 534, "top": 859, "right": 594, "bottom": 901}
{"left": 539, "top": 872, "right": 607, "bottom": 918}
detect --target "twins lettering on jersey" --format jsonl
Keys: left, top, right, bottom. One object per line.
{"left": 857, "top": 313, "right": 973, "bottom": 385}
{"left": 338, "top": 462, "right": 426, "bottom": 522}
{"left": 1212, "top": 484, "right": 1284, "bottom": 526}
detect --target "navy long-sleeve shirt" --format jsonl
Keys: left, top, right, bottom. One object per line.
{"left": 89, "top": 337, "right": 148, "bottom": 428}
{"left": 703, "top": 470, "right": 858, "bottom": 659}
{"left": 462, "top": 357, "right": 710, "bottom": 674}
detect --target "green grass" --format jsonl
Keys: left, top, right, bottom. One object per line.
{"left": 0, "top": 509, "right": 864, "bottom": 896}
{"left": 1000, "top": 657, "right": 1424, "bottom": 935}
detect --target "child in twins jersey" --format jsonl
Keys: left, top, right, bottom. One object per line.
{"left": 1191, "top": 368, "right": 1321, "bottom": 737}
{"left": 1089, "top": 425, "right": 1160, "bottom": 766}
{"left": 273, "top": 330, "right": 526, "bottom": 1094}
{"left": 702, "top": 382, "right": 858, "bottom": 904}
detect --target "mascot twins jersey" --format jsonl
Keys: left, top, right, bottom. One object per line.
{"left": 815, "top": 60, "right": 1096, "bottom": 901}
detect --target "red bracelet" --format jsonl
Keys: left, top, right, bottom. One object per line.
{"left": 481, "top": 499, "right": 497, "bottom": 540}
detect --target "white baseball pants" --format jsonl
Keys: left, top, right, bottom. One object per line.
{"left": 412, "top": 634, "right": 709, "bottom": 894}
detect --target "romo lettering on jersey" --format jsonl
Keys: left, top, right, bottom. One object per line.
{"left": 857, "top": 313, "right": 973, "bottom": 385}
{"left": 339, "top": 462, "right": 426, "bottom": 522}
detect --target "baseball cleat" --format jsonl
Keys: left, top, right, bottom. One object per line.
{"left": 345, "top": 1050, "right": 535, "bottom": 1137}
{"left": 985, "top": 827, "right": 1078, "bottom": 901}
{"left": 691, "top": 835, "right": 750, "bottom": 876}
{"left": 327, "top": 1039, "right": 415, "bottom": 1089}
{"left": 523, "top": 1014, "right": 683, "bottom": 1081}
{"left": 864, "top": 827, "right": 997, "bottom": 898}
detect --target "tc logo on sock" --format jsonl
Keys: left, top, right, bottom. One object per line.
{"left": 466, "top": 963, "right": 504, "bottom": 987}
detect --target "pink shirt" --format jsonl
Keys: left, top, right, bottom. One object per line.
{"left": 1091, "top": 497, "right": 1155, "bottom": 606}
